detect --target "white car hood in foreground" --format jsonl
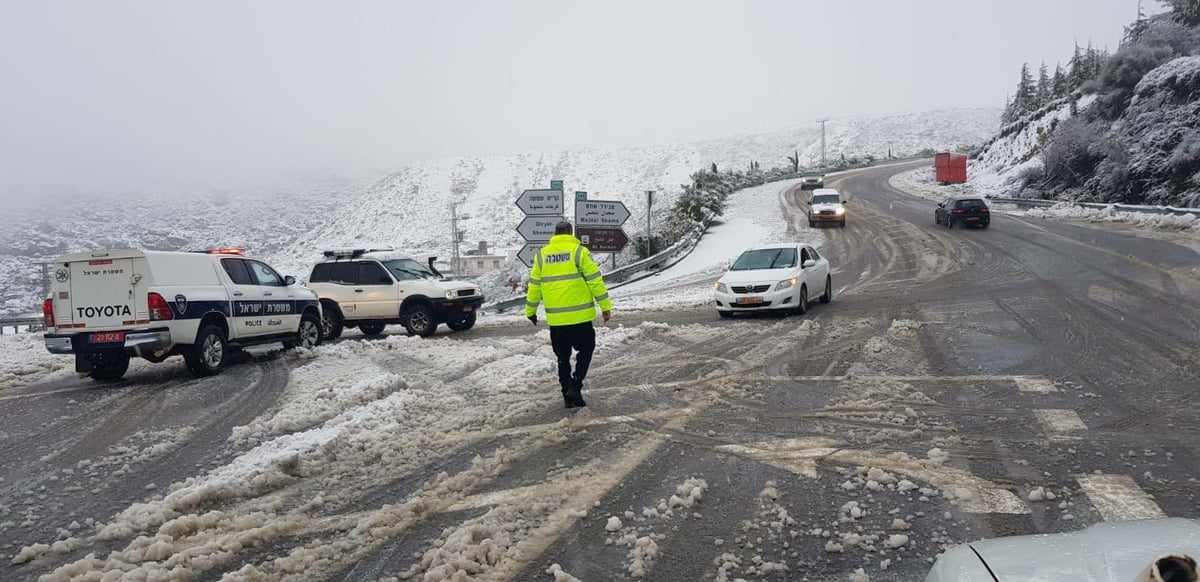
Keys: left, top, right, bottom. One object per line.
{"left": 926, "top": 518, "right": 1200, "bottom": 581}
{"left": 719, "top": 268, "right": 799, "bottom": 286}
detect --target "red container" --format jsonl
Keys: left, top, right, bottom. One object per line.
{"left": 934, "top": 153, "right": 967, "bottom": 184}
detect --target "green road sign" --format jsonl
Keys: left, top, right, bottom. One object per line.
{"left": 550, "top": 180, "right": 564, "bottom": 190}
{"left": 575, "top": 191, "right": 588, "bottom": 201}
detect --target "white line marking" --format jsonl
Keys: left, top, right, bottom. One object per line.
{"left": 1034, "top": 409, "right": 1088, "bottom": 433}
{"left": 1014, "top": 377, "right": 1058, "bottom": 393}
{"left": 1075, "top": 474, "right": 1166, "bottom": 522}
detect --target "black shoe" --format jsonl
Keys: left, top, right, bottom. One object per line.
{"left": 564, "top": 396, "right": 576, "bottom": 409}
{"left": 567, "top": 378, "right": 587, "bottom": 408}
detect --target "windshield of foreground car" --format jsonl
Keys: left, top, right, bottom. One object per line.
{"left": 812, "top": 194, "right": 840, "bottom": 205}
{"left": 803, "top": 171, "right": 823, "bottom": 177}
{"left": 731, "top": 248, "right": 797, "bottom": 271}
{"left": 384, "top": 259, "right": 438, "bottom": 281}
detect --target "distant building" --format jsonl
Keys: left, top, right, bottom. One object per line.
{"left": 453, "top": 241, "right": 510, "bottom": 277}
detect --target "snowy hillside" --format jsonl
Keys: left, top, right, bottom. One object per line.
{"left": 971, "top": 95, "right": 1096, "bottom": 196}
{"left": 274, "top": 108, "right": 1000, "bottom": 275}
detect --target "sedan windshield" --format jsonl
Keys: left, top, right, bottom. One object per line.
{"left": 812, "top": 194, "right": 840, "bottom": 205}
{"left": 384, "top": 259, "right": 438, "bottom": 281}
{"left": 731, "top": 248, "right": 797, "bottom": 271}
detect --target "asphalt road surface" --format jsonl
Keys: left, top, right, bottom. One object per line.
{"left": 2, "top": 163, "right": 1198, "bottom": 581}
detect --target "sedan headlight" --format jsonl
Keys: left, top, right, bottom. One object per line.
{"left": 714, "top": 282, "right": 728, "bottom": 294}
{"left": 835, "top": 207, "right": 845, "bottom": 215}
{"left": 775, "top": 278, "right": 798, "bottom": 291}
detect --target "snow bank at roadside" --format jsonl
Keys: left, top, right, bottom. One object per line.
{"left": 613, "top": 178, "right": 823, "bottom": 311}
{"left": 1021, "top": 202, "right": 1199, "bottom": 230}
{"left": 0, "top": 333, "right": 75, "bottom": 390}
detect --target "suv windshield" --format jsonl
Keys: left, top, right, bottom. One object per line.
{"left": 803, "top": 171, "right": 823, "bottom": 177}
{"left": 812, "top": 194, "right": 840, "bottom": 205}
{"left": 731, "top": 248, "right": 797, "bottom": 271}
{"left": 384, "top": 259, "right": 438, "bottom": 281}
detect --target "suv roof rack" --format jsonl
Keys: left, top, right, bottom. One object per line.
{"left": 322, "top": 247, "right": 395, "bottom": 259}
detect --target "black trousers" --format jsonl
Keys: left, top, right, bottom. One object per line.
{"left": 550, "top": 322, "right": 595, "bottom": 393}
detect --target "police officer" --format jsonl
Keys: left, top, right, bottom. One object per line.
{"left": 526, "top": 220, "right": 612, "bottom": 408}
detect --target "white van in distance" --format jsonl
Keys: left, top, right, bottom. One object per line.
{"left": 43, "top": 248, "right": 322, "bottom": 381}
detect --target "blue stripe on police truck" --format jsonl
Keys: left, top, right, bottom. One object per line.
{"left": 167, "top": 299, "right": 317, "bottom": 320}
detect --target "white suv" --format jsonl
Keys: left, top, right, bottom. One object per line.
{"left": 43, "top": 248, "right": 322, "bottom": 381}
{"left": 306, "top": 248, "right": 484, "bottom": 339}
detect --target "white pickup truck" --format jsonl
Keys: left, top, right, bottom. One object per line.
{"left": 43, "top": 248, "right": 322, "bottom": 381}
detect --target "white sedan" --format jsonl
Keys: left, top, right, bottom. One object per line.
{"left": 713, "top": 243, "right": 832, "bottom": 318}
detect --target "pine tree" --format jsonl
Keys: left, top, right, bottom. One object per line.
{"left": 1012, "top": 63, "right": 1037, "bottom": 119}
{"left": 1036, "top": 61, "right": 1052, "bottom": 107}
{"left": 1067, "top": 42, "right": 1086, "bottom": 90}
{"left": 1160, "top": 0, "right": 1200, "bottom": 27}
{"left": 1125, "top": 1, "right": 1150, "bottom": 44}
{"left": 1052, "top": 63, "right": 1069, "bottom": 98}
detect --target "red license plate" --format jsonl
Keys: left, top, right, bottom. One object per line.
{"left": 89, "top": 332, "right": 126, "bottom": 344}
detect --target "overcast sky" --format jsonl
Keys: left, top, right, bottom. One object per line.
{"left": 0, "top": 0, "right": 1153, "bottom": 198}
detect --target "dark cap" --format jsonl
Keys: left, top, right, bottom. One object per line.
{"left": 554, "top": 220, "right": 574, "bottom": 235}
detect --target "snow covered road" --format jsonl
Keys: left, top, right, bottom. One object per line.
{"left": 3, "top": 163, "right": 1199, "bottom": 581}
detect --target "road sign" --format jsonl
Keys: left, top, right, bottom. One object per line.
{"left": 516, "top": 216, "right": 558, "bottom": 242}
{"left": 550, "top": 180, "right": 564, "bottom": 190}
{"left": 578, "top": 227, "right": 630, "bottom": 253}
{"left": 515, "top": 189, "right": 564, "bottom": 216}
{"left": 516, "top": 244, "right": 542, "bottom": 268}
{"left": 575, "top": 191, "right": 588, "bottom": 201}
{"left": 575, "top": 200, "right": 630, "bottom": 227}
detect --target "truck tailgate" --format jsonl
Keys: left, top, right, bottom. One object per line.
{"left": 66, "top": 258, "right": 139, "bottom": 329}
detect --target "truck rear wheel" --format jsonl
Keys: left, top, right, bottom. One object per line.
{"left": 446, "top": 311, "right": 477, "bottom": 332}
{"left": 184, "top": 325, "right": 227, "bottom": 377}
{"left": 90, "top": 353, "right": 130, "bottom": 382}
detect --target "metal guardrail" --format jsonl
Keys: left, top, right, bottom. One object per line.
{"left": 988, "top": 197, "right": 1199, "bottom": 216}
{"left": 0, "top": 316, "right": 44, "bottom": 335}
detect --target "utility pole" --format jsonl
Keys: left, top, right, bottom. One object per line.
{"left": 450, "top": 203, "right": 462, "bottom": 277}
{"left": 645, "top": 190, "right": 655, "bottom": 258}
{"left": 816, "top": 118, "right": 830, "bottom": 169}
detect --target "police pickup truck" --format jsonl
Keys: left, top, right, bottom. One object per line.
{"left": 43, "top": 248, "right": 322, "bottom": 381}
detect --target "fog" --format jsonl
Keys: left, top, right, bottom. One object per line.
{"left": 0, "top": 0, "right": 1151, "bottom": 199}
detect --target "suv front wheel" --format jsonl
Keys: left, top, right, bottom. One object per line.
{"left": 446, "top": 311, "right": 476, "bottom": 332}
{"left": 403, "top": 303, "right": 438, "bottom": 337}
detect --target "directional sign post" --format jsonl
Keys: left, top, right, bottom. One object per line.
{"left": 516, "top": 243, "right": 543, "bottom": 268}
{"left": 517, "top": 216, "right": 559, "bottom": 242}
{"left": 577, "top": 227, "right": 630, "bottom": 253}
{"left": 575, "top": 200, "right": 631, "bottom": 227}
{"left": 515, "top": 189, "right": 564, "bottom": 216}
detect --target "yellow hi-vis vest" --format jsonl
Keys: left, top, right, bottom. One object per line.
{"left": 525, "top": 234, "right": 613, "bottom": 326}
